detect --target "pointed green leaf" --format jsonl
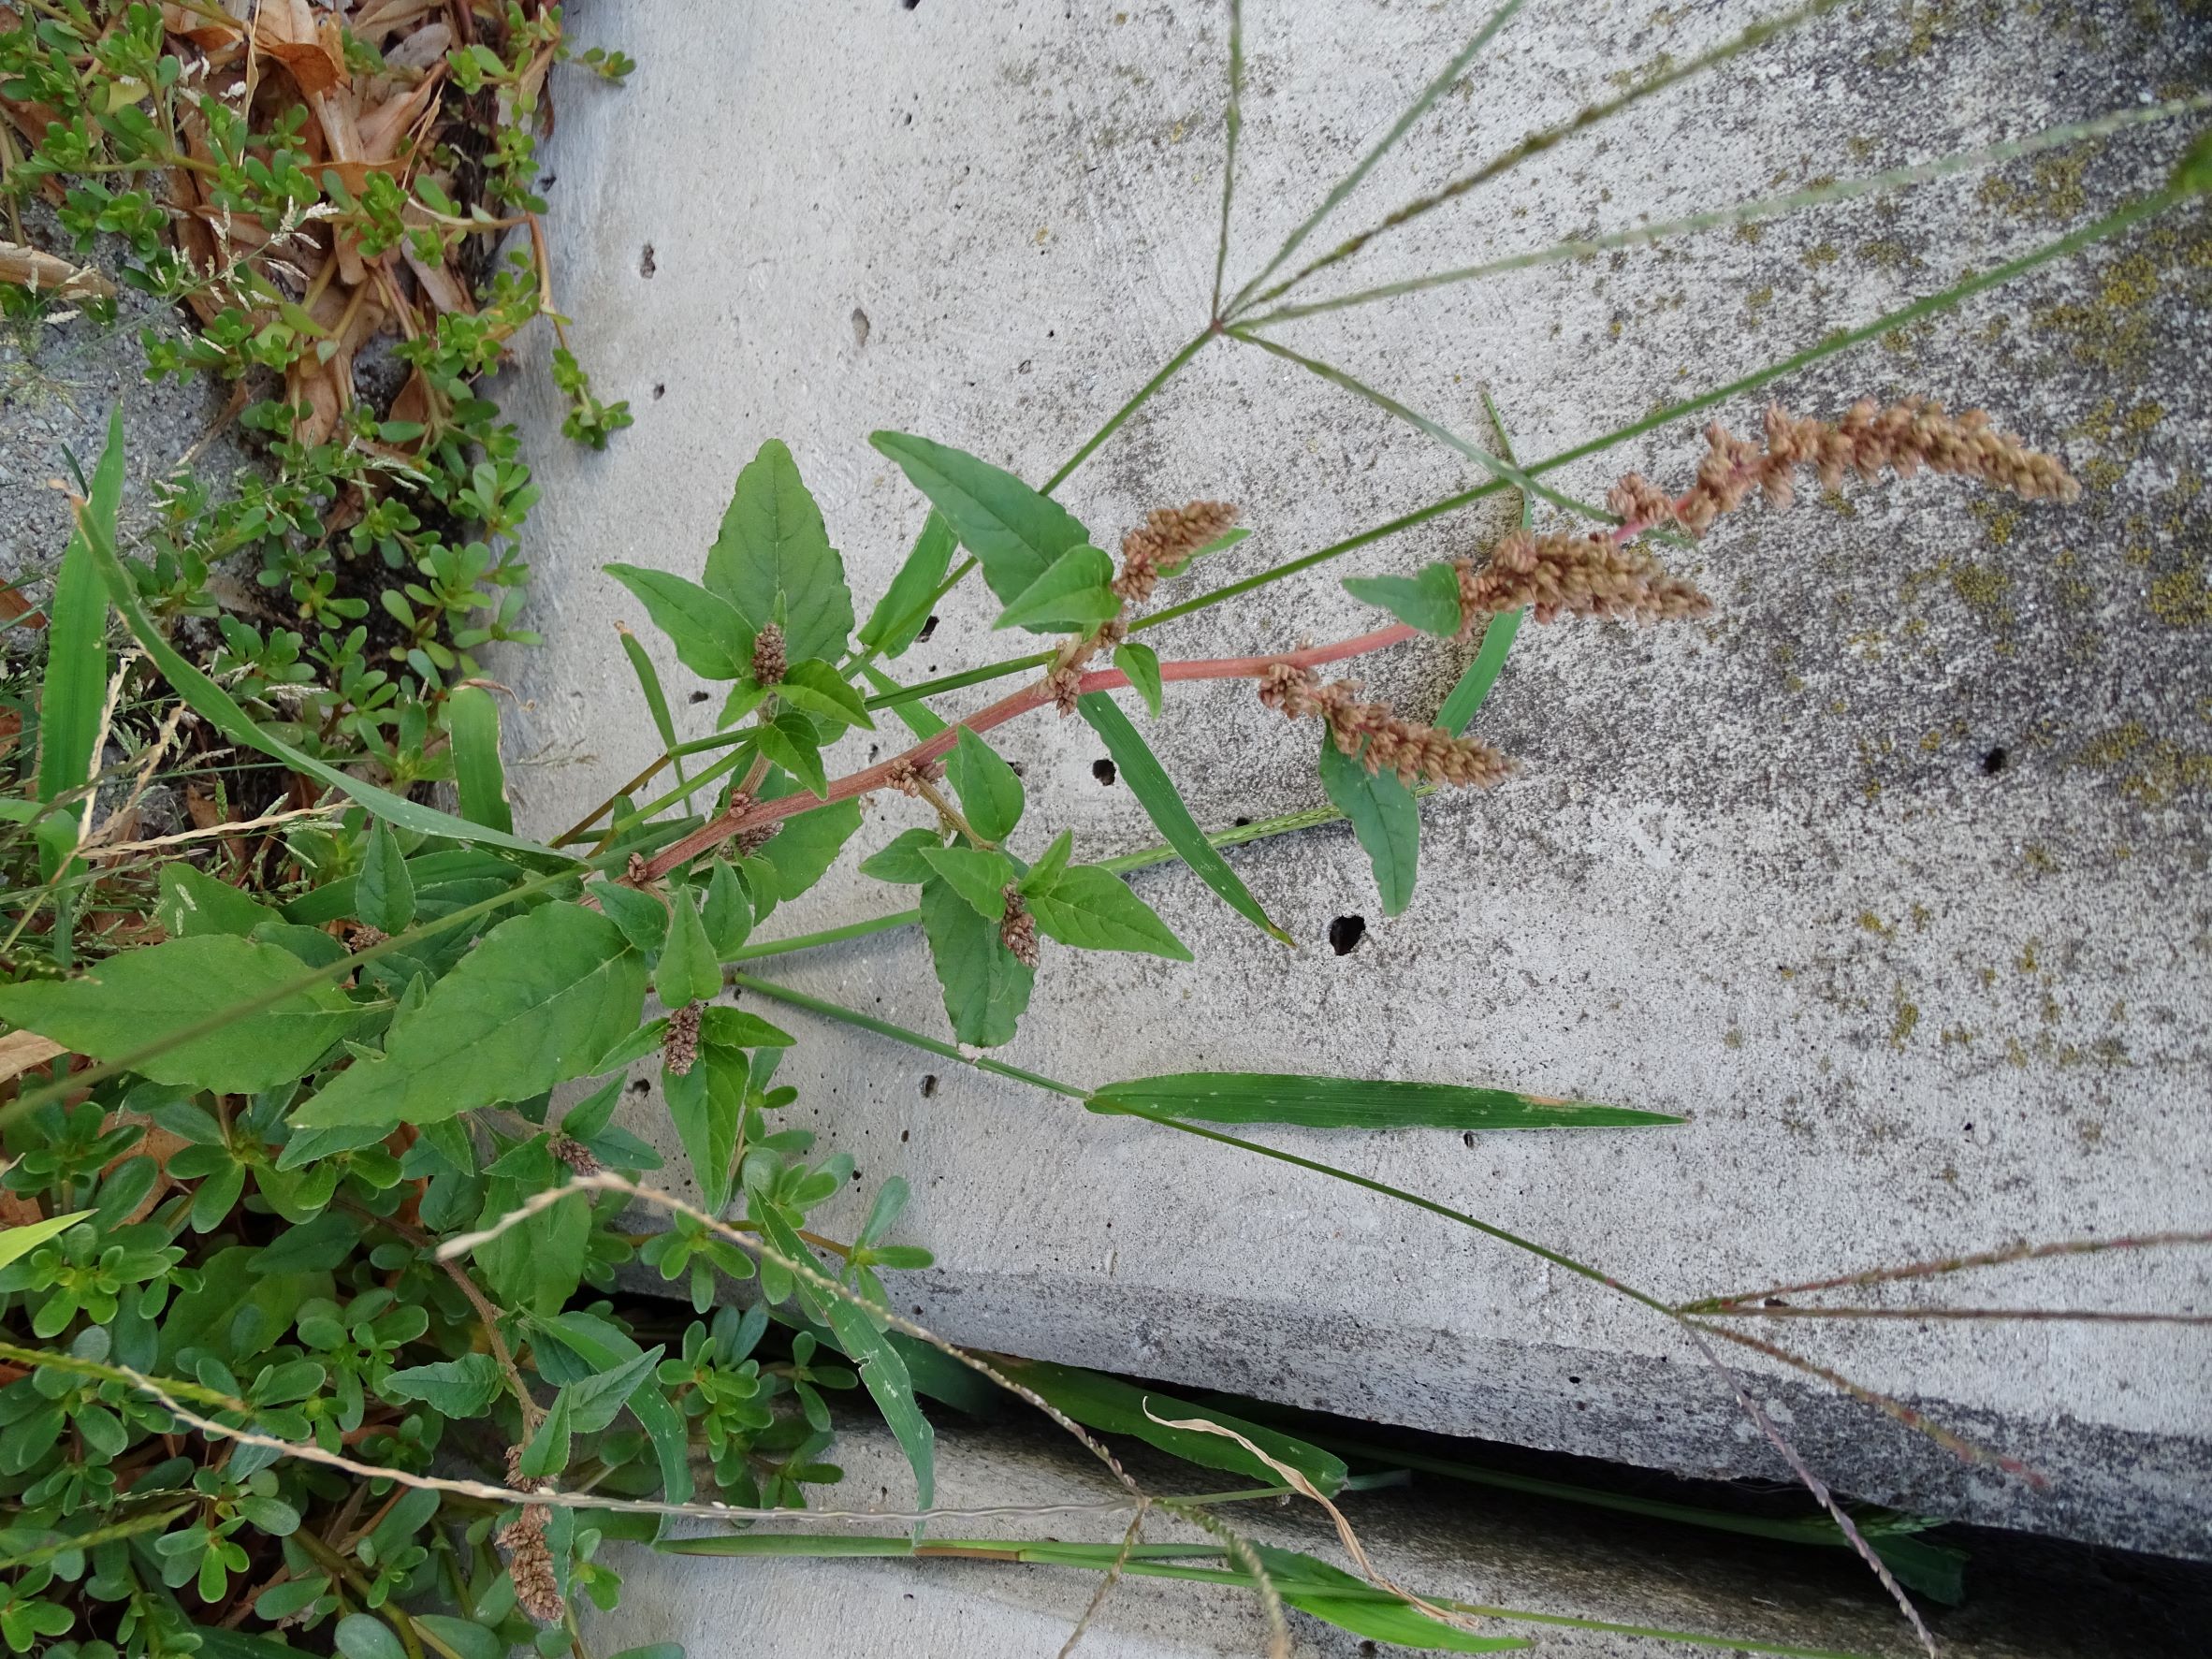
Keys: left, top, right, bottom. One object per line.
{"left": 703, "top": 860, "right": 751, "bottom": 955}
{"left": 1003, "top": 1359, "right": 1346, "bottom": 1493}
{"left": 1077, "top": 692, "right": 1289, "bottom": 944}
{"left": 292, "top": 903, "right": 647, "bottom": 1128}
{"left": 589, "top": 1016, "right": 667, "bottom": 1076}
{"left": 518, "top": 1386, "right": 574, "bottom": 1478}
{"left": 919, "top": 875, "right": 1032, "bottom": 1047}
{"left": 1026, "top": 865, "right": 1190, "bottom": 960}
{"left": 1017, "top": 828, "right": 1073, "bottom": 895}
{"left": 446, "top": 686, "right": 513, "bottom": 834}
{"left": 36, "top": 440, "right": 115, "bottom": 829}
{"left": 154, "top": 863, "right": 279, "bottom": 938}
{"left": 563, "top": 1344, "right": 664, "bottom": 1433}
{"left": 860, "top": 827, "right": 943, "bottom": 884}
{"left": 73, "top": 409, "right": 560, "bottom": 857}
{"left": 1317, "top": 730, "right": 1419, "bottom": 916}
{"left": 946, "top": 727, "right": 1023, "bottom": 842}
{"left": 775, "top": 658, "right": 873, "bottom": 730}
{"left": 1113, "top": 641, "right": 1163, "bottom": 716}
{"left": 858, "top": 509, "right": 956, "bottom": 659}
{"left": 858, "top": 662, "right": 950, "bottom": 741}
{"left": 0, "top": 1210, "right": 93, "bottom": 1272}
{"left": 706, "top": 439, "right": 855, "bottom": 663}
{"left": 0, "top": 937, "right": 354, "bottom": 1093}
{"left": 383, "top": 1353, "right": 503, "bottom": 1418}
{"left": 1086, "top": 1071, "right": 1680, "bottom": 1128}
{"left": 754, "top": 709, "right": 826, "bottom": 798}
{"left": 666, "top": 1049, "right": 745, "bottom": 1212}
{"left": 1434, "top": 607, "right": 1523, "bottom": 735}
{"left": 1343, "top": 561, "right": 1464, "bottom": 636}
{"left": 717, "top": 681, "right": 771, "bottom": 729}
{"left": 699, "top": 1007, "right": 793, "bottom": 1049}
{"left": 656, "top": 886, "right": 723, "bottom": 1006}
{"left": 591, "top": 880, "right": 670, "bottom": 957}
{"left": 991, "top": 544, "right": 1118, "bottom": 633}
{"left": 356, "top": 822, "right": 416, "bottom": 935}
{"left": 918, "top": 844, "right": 1013, "bottom": 920}
{"left": 868, "top": 430, "right": 1090, "bottom": 605}
{"left": 606, "top": 563, "right": 756, "bottom": 679}
{"left": 753, "top": 779, "right": 862, "bottom": 901}
{"left": 619, "top": 624, "right": 691, "bottom": 808}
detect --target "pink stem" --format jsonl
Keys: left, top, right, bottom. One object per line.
{"left": 639, "top": 621, "right": 1420, "bottom": 880}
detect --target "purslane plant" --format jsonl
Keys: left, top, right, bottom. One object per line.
{"left": 0, "top": 4, "right": 2207, "bottom": 1657}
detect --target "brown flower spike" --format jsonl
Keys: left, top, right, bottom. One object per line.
{"left": 1259, "top": 663, "right": 1510, "bottom": 789}
{"left": 662, "top": 1000, "right": 701, "bottom": 1076}
{"left": 999, "top": 890, "right": 1041, "bottom": 968}
{"left": 1115, "top": 500, "right": 1239, "bottom": 604}
{"left": 498, "top": 1446, "right": 564, "bottom": 1623}
{"left": 749, "top": 621, "right": 786, "bottom": 685}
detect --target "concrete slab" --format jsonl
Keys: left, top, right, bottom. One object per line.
{"left": 499, "top": 1, "right": 2212, "bottom": 1555}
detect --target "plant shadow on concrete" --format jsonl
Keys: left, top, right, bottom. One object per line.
{"left": 0, "top": 4, "right": 2208, "bottom": 1657}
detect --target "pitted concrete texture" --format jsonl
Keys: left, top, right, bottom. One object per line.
{"left": 588, "top": 1415, "right": 2212, "bottom": 1659}
{"left": 501, "top": 2, "right": 2212, "bottom": 1554}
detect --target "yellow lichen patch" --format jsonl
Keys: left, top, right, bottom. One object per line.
{"left": 1971, "top": 500, "right": 2020, "bottom": 546}
{"left": 2071, "top": 720, "right": 2212, "bottom": 803}
{"left": 1801, "top": 242, "right": 1841, "bottom": 269}
{"left": 1857, "top": 910, "right": 1893, "bottom": 938}
{"left": 1975, "top": 151, "right": 2090, "bottom": 225}
{"left": 2148, "top": 565, "right": 2212, "bottom": 627}
{"left": 1889, "top": 992, "right": 1921, "bottom": 1048}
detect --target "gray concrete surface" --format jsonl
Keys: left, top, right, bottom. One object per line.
{"left": 500, "top": 0, "right": 2212, "bottom": 1560}
{"left": 588, "top": 1413, "right": 2212, "bottom": 1659}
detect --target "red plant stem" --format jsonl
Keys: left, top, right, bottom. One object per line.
{"left": 637, "top": 621, "right": 1419, "bottom": 881}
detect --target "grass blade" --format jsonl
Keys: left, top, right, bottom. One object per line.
{"left": 1226, "top": 1, "right": 1524, "bottom": 316}
{"left": 1239, "top": 93, "right": 2207, "bottom": 327}
{"left": 445, "top": 685, "right": 514, "bottom": 834}
{"left": 36, "top": 438, "right": 117, "bottom": 827}
{"left": 1085, "top": 1071, "right": 1678, "bottom": 1130}
{"left": 618, "top": 624, "right": 691, "bottom": 813}
{"left": 1076, "top": 691, "right": 1292, "bottom": 944}
{"left": 69, "top": 412, "right": 563, "bottom": 858}
{"left": 1209, "top": 0, "right": 1244, "bottom": 319}
{"left": 1433, "top": 388, "right": 1529, "bottom": 735}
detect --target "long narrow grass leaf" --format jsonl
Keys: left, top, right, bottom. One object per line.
{"left": 618, "top": 624, "right": 691, "bottom": 812}
{"left": 1209, "top": 0, "right": 1244, "bottom": 318}
{"left": 1226, "top": 0, "right": 1522, "bottom": 314}
{"left": 446, "top": 686, "right": 515, "bottom": 834}
{"left": 1086, "top": 1071, "right": 1677, "bottom": 1130}
{"left": 1076, "top": 691, "right": 1292, "bottom": 944}
{"left": 36, "top": 437, "right": 117, "bottom": 824}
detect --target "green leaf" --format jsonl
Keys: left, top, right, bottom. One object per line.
{"left": 859, "top": 827, "right": 943, "bottom": 884}
{"left": 74, "top": 411, "right": 560, "bottom": 857}
{"left": 918, "top": 844, "right": 1013, "bottom": 920}
{"left": 356, "top": 822, "right": 415, "bottom": 935}
{"left": 918, "top": 876, "right": 1032, "bottom": 1047}
{"left": 1025, "top": 866, "right": 1190, "bottom": 960}
{"left": 991, "top": 544, "right": 1118, "bottom": 633}
{"left": 1017, "top": 828, "right": 1073, "bottom": 895}
{"left": 706, "top": 439, "right": 854, "bottom": 663}
{"left": 1434, "top": 607, "right": 1522, "bottom": 735}
{"left": 619, "top": 624, "right": 691, "bottom": 808}
{"left": 1087, "top": 1072, "right": 1679, "bottom": 1129}
{"left": 753, "top": 709, "right": 826, "bottom": 798}
{"left": 446, "top": 686, "right": 514, "bottom": 835}
{"left": 383, "top": 1353, "right": 503, "bottom": 1417}
{"left": 562, "top": 1345, "right": 663, "bottom": 1433}
{"left": 858, "top": 509, "right": 955, "bottom": 659}
{"left": 159, "top": 1244, "right": 330, "bottom": 1366}
{"left": 775, "top": 659, "right": 873, "bottom": 730}
{"left": 1317, "top": 730, "right": 1419, "bottom": 916}
{"left": 699, "top": 860, "right": 751, "bottom": 957}
{"left": 0, "top": 936, "right": 354, "bottom": 1093}
{"left": 0, "top": 1210, "right": 92, "bottom": 1271}
{"left": 292, "top": 903, "right": 647, "bottom": 1128}
{"left": 868, "top": 430, "right": 1090, "bottom": 606}
{"left": 153, "top": 863, "right": 278, "bottom": 938}
{"left": 1076, "top": 692, "right": 1289, "bottom": 944}
{"left": 592, "top": 880, "right": 670, "bottom": 957}
{"left": 698, "top": 1007, "right": 793, "bottom": 1048}
{"left": 333, "top": 1614, "right": 408, "bottom": 1659}
{"left": 410, "top": 1617, "right": 506, "bottom": 1659}
{"left": 655, "top": 887, "right": 723, "bottom": 1007}
{"left": 858, "top": 662, "right": 950, "bottom": 741}
{"left": 606, "top": 563, "right": 756, "bottom": 679}
{"left": 36, "top": 440, "right": 116, "bottom": 826}
{"left": 518, "top": 1386, "right": 573, "bottom": 1478}
{"left": 1343, "top": 561, "right": 1464, "bottom": 636}
{"left": 753, "top": 785, "right": 863, "bottom": 904}
{"left": 1285, "top": 1593, "right": 1521, "bottom": 1653}
{"left": 757, "top": 1206, "right": 934, "bottom": 1522}
{"left": 666, "top": 1050, "right": 745, "bottom": 1211}
{"left": 1003, "top": 1360, "right": 1346, "bottom": 1493}
{"left": 590, "top": 1017, "right": 666, "bottom": 1075}
{"left": 1113, "top": 641, "right": 1163, "bottom": 716}
{"left": 946, "top": 727, "right": 1023, "bottom": 842}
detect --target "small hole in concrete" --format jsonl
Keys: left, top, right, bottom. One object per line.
{"left": 851, "top": 1168, "right": 863, "bottom": 1181}
{"left": 900, "top": 1129, "right": 910, "bottom": 1142}
{"left": 1981, "top": 746, "right": 2008, "bottom": 775}
{"left": 1462, "top": 1131, "right": 1477, "bottom": 1149}
{"left": 688, "top": 690, "right": 710, "bottom": 705}
{"left": 652, "top": 382, "right": 665, "bottom": 400}
{"left": 1233, "top": 816, "right": 1252, "bottom": 827}
{"left": 1329, "top": 915, "right": 1366, "bottom": 954}
{"left": 1008, "top": 760, "right": 1026, "bottom": 778}
{"left": 630, "top": 1077, "right": 650, "bottom": 1093}
{"left": 921, "top": 1074, "right": 939, "bottom": 1098}
{"left": 917, "top": 614, "right": 939, "bottom": 643}
{"left": 639, "top": 243, "right": 657, "bottom": 278}
{"left": 1092, "top": 758, "right": 1117, "bottom": 785}
{"left": 1568, "top": 1375, "right": 1582, "bottom": 1384}
{"left": 901, "top": 0, "right": 920, "bottom": 8}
